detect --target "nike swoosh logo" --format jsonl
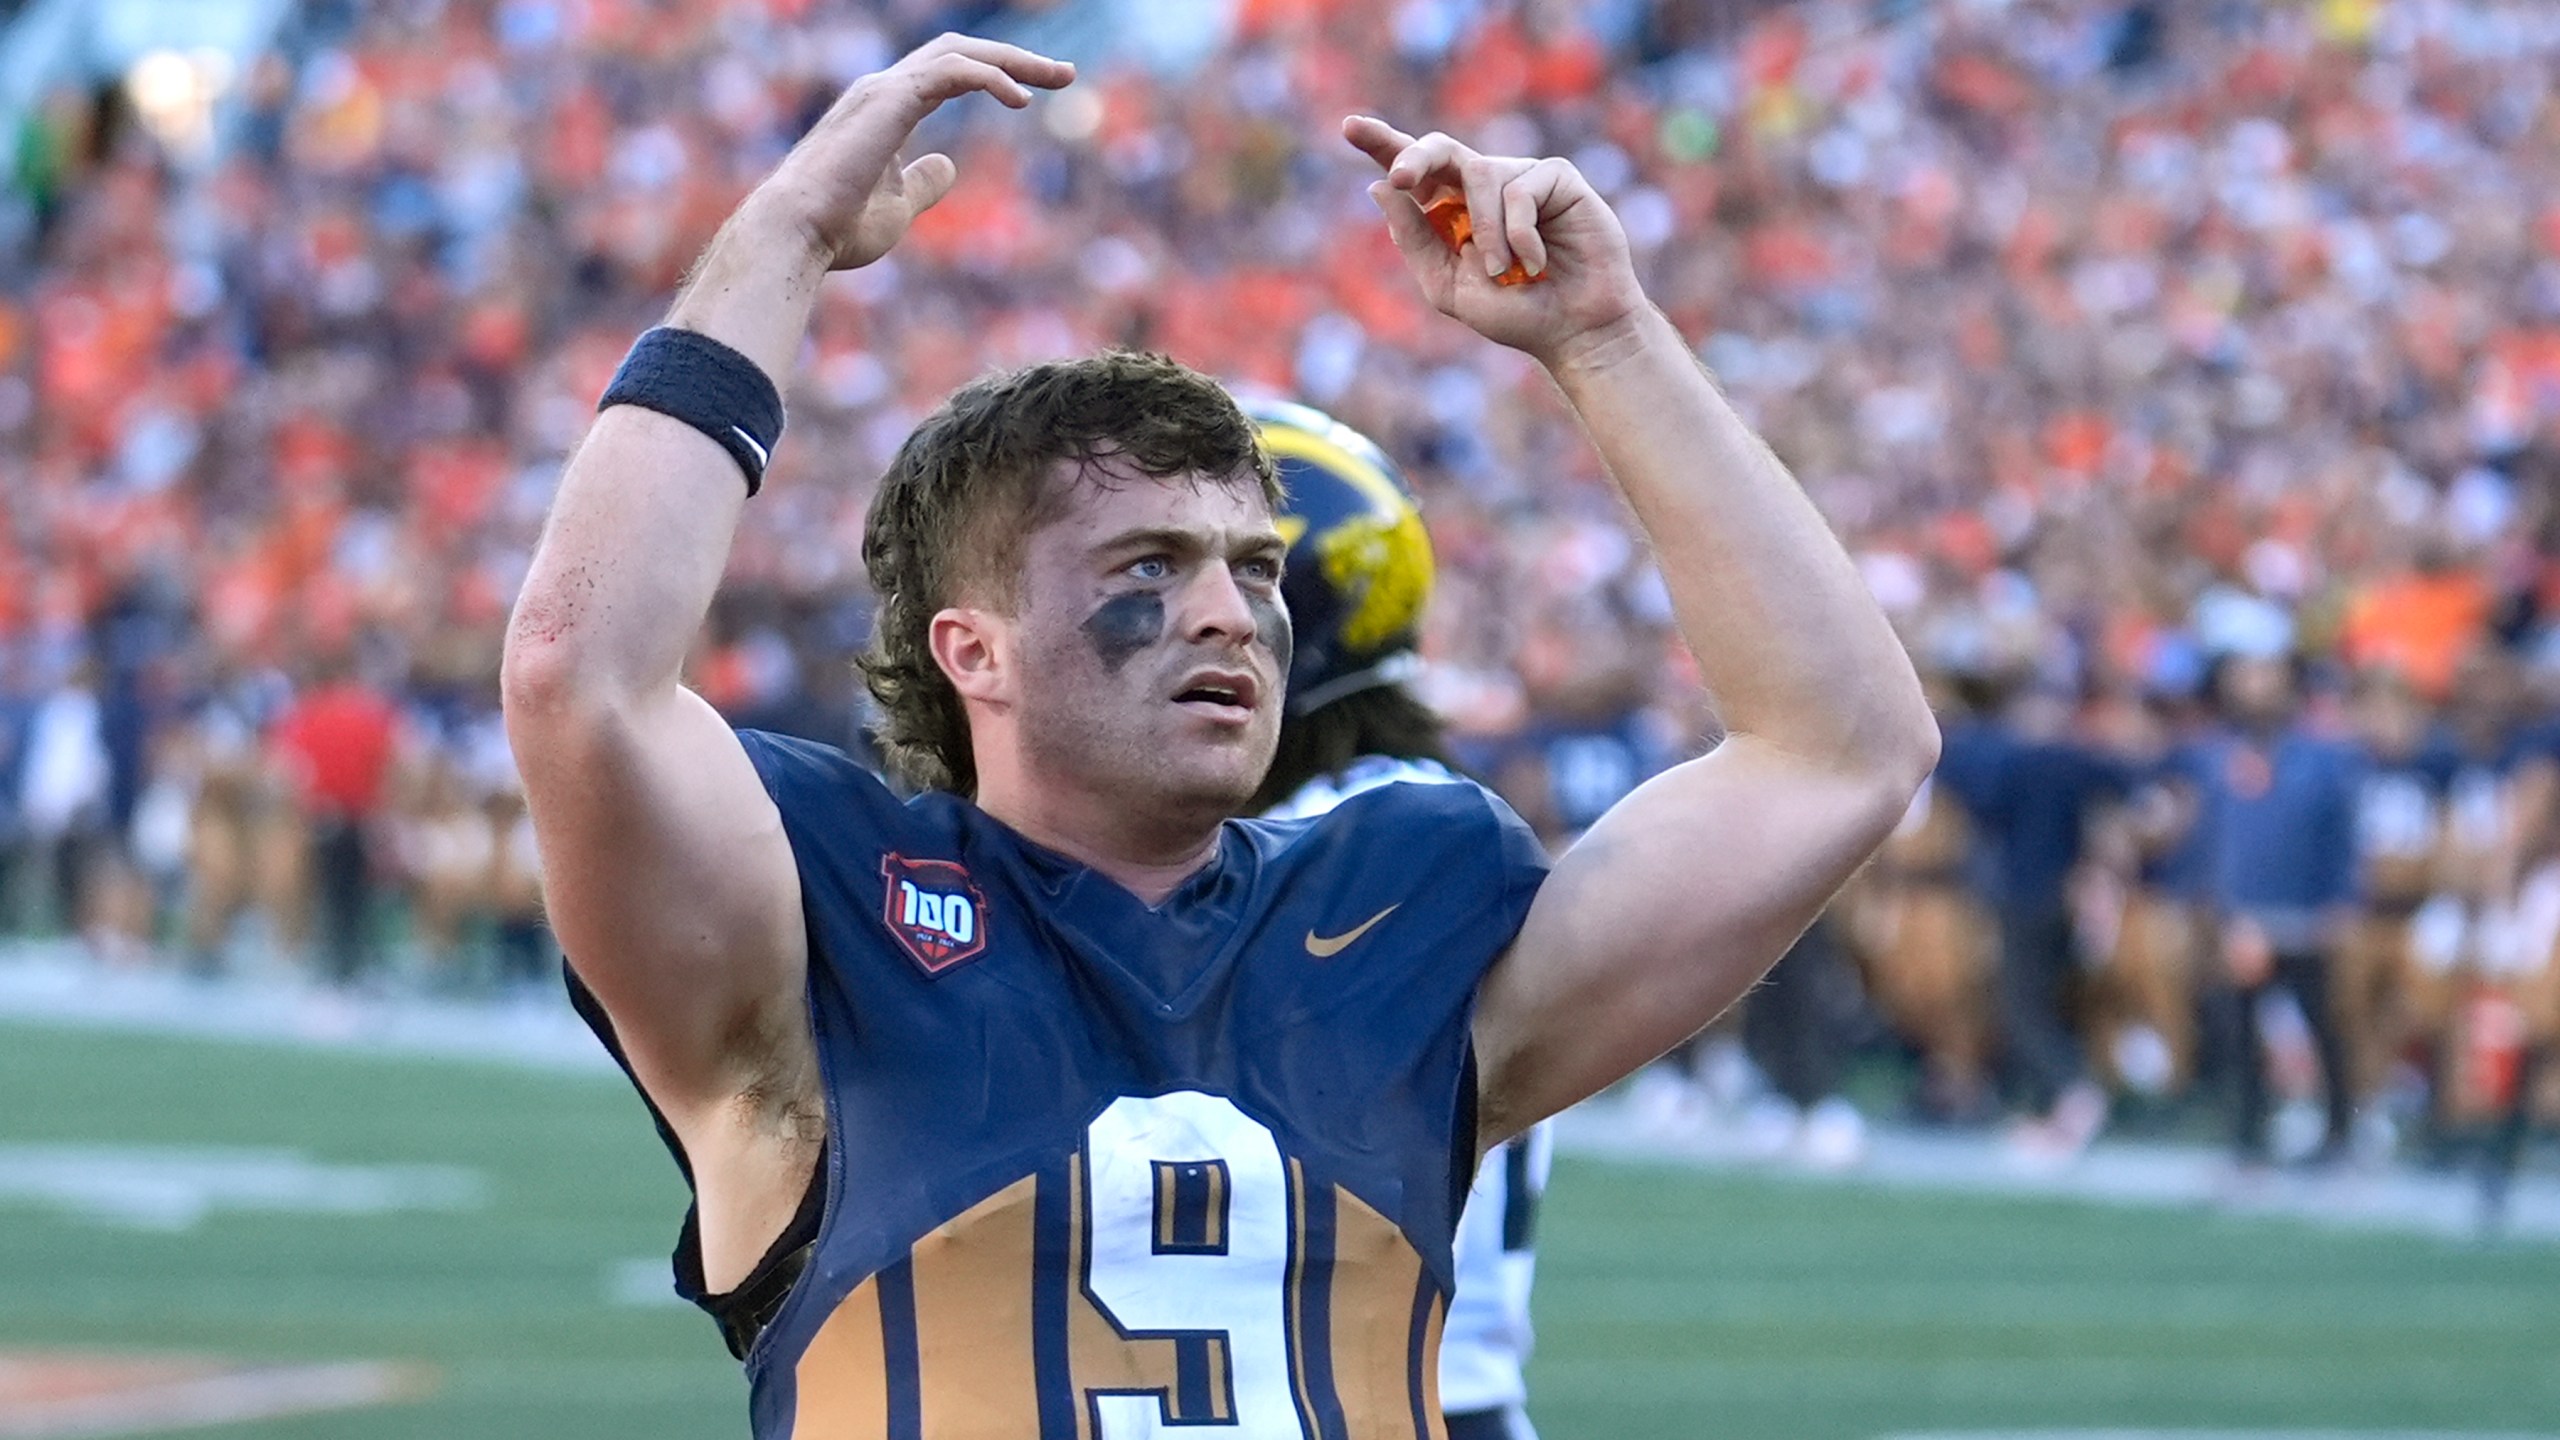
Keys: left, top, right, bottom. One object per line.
{"left": 729, "top": 425, "right": 770, "bottom": 468}
{"left": 1305, "top": 904, "right": 1399, "bottom": 958}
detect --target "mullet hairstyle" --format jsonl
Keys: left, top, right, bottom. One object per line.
{"left": 858, "top": 351, "right": 1280, "bottom": 795}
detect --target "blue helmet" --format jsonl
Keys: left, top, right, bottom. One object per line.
{"left": 1242, "top": 398, "right": 1436, "bottom": 716}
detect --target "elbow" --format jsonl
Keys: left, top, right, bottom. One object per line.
{"left": 1894, "top": 707, "right": 1943, "bottom": 794}
{"left": 500, "top": 641, "right": 638, "bottom": 790}
{"left": 1865, "top": 700, "right": 1941, "bottom": 800}
{"left": 498, "top": 629, "right": 584, "bottom": 726}
{"left": 499, "top": 608, "right": 631, "bottom": 735}
{"left": 1853, "top": 706, "right": 1940, "bottom": 832}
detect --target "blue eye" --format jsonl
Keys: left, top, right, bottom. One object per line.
{"left": 1127, "top": 556, "right": 1172, "bottom": 581}
{"left": 1239, "top": 557, "right": 1281, "bottom": 584}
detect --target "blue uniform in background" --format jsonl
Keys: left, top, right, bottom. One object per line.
{"left": 1935, "top": 720, "right": 2129, "bottom": 1113}
{"left": 583, "top": 730, "right": 1550, "bottom": 1439}
{"left": 2197, "top": 724, "right": 2365, "bottom": 1160}
{"left": 1517, "top": 712, "right": 1660, "bottom": 840}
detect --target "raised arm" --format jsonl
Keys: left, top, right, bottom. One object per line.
{"left": 1342, "top": 118, "right": 1940, "bottom": 1145}
{"left": 501, "top": 35, "right": 1071, "bottom": 1287}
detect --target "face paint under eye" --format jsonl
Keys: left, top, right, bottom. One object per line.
{"left": 1082, "top": 592, "right": 1166, "bottom": 673}
{"left": 1248, "top": 593, "right": 1293, "bottom": 683}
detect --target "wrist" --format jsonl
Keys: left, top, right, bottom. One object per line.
{"left": 723, "top": 188, "right": 836, "bottom": 280}
{"left": 1540, "top": 303, "right": 1677, "bottom": 381}
{"left": 662, "top": 195, "right": 833, "bottom": 386}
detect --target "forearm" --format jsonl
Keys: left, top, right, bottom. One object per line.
{"left": 505, "top": 206, "right": 828, "bottom": 705}
{"left": 1548, "top": 310, "right": 1934, "bottom": 776}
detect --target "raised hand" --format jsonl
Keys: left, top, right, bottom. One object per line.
{"left": 1342, "top": 116, "right": 1648, "bottom": 368}
{"left": 750, "top": 34, "right": 1074, "bottom": 273}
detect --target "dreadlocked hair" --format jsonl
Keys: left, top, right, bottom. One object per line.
{"left": 858, "top": 351, "right": 1279, "bottom": 795}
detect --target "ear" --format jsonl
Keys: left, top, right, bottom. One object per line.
{"left": 929, "top": 607, "right": 1011, "bottom": 708}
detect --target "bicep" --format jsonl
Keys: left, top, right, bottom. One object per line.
{"left": 1470, "top": 736, "right": 1909, "bottom": 1142}
{"left": 508, "top": 684, "right": 807, "bottom": 1121}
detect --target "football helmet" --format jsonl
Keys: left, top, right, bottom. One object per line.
{"left": 1242, "top": 398, "right": 1436, "bottom": 715}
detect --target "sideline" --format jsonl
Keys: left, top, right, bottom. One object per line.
{"left": 0, "top": 944, "right": 611, "bottom": 1075}
{"left": 6, "top": 944, "right": 2556, "bottom": 1247}
{"left": 1557, "top": 1100, "right": 2560, "bottom": 1246}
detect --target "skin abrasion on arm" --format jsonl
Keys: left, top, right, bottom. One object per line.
{"left": 501, "top": 35, "right": 1075, "bottom": 1291}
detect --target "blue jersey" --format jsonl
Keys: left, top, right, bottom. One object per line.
{"left": 625, "top": 730, "right": 1550, "bottom": 1440}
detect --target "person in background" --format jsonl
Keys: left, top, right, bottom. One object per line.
{"left": 2427, "top": 654, "right": 2547, "bottom": 1130}
{"left": 1243, "top": 398, "right": 1553, "bottom": 1440}
{"left": 2078, "top": 686, "right": 2211, "bottom": 1109}
{"left": 1937, "top": 678, "right": 2124, "bottom": 1157}
{"left": 2343, "top": 668, "right": 2452, "bottom": 1140}
{"left": 18, "top": 653, "right": 112, "bottom": 948}
{"left": 269, "top": 650, "right": 407, "bottom": 987}
{"left": 2200, "top": 653, "right": 2364, "bottom": 1169}
{"left": 486, "top": 769, "right": 553, "bottom": 994}
{"left": 1738, "top": 915, "right": 1871, "bottom": 1167}
{"left": 1496, "top": 566, "right": 1669, "bottom": 850}
{"left": 1842, "top": 739, "right": 1997, "bottom": 1126}
{"left": 0, "top": 643, "right": 36, "bottom": 937}
{"left": 395, "top": 742, "right": 497, "bottom": 989}
{"left": 176, "top": 658, "right": 298, "bottom": 976}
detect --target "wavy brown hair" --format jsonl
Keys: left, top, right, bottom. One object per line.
{"left": 858, "top": 351, "right": 1278, "bottom": 795}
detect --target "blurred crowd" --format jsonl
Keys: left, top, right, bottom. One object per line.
{"left": 4, "top": 0, "right": 2560, "bottom": 1164}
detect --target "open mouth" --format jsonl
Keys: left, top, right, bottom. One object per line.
{"left": 1172, "top": 671, "right": 1258, "bottom": 720}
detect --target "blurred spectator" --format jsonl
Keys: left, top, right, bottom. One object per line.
{"left": 1938, "top": 683, "right": 2124, "bottom": 1155}
{"left": 2342, "top": 669, "right": 2450, "bottom": 1126}
{"left": 1738, "top": 918, "right": 1871, "bottom": 1168}
{"left": 2200, "top": 654, "right": 2364, "bottom": 1167}
{"left": 2077, "top": 688, "right": 2211, "bottom": 1107}
{"left": 1841, "top": 758, "right": 1997, "bottom": 1124}
{"left": 269, "top": 653, "right": 405, "bottom": 986}
{"left": 16, "top": 655, "right": 111, "bottom": 942}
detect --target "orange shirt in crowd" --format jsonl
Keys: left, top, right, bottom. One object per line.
{"left": 2342, "top": 569, "right": 2492, "bottom": 701}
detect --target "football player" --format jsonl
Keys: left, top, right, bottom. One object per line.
{"left": 506, "top": 35, "right": 1937, "bottom": 1435}
{"left": 1243, "top": 399, "right": 1550, "bottom": 1440}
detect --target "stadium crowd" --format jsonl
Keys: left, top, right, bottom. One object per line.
{"left": 3, "top": 0, "right": 2559, "bottom": 1167}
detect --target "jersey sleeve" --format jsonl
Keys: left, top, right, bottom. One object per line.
{"left": 1478, "top": 781, "right": 1552, "bottom": 939}
{"left": 733, "top": 728, "right": 907, "bottom": 829}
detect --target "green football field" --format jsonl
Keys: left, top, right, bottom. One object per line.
{"left": 3, "top": 1022, "right": 2556, "bottom": 1439}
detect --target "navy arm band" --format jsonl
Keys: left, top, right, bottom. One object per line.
{"left": 598, "top": 326, "right": 785, "bottom": 496}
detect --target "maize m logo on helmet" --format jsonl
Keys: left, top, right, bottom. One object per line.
{"left": 1244, "top": 397, "right": 1435, "bottom": 715}
{"left": 881, "top": 855, "right": 989, "bottom": 975}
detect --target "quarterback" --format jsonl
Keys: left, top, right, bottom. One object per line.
{"left": 504, "top": 32, "right": 1937, "bottom": 1438}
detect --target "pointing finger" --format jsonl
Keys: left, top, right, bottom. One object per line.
{"left": 906, "top": 53, "right": 1040, "bottom": 112}
{"left": 912, "top": 33, "right": 1076, "bottom": 91}
{"left": 1341, "top": 114, "right": 1419, "bottom": 172}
